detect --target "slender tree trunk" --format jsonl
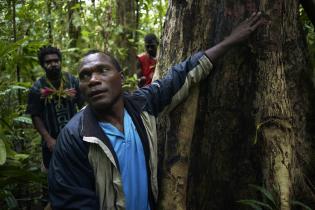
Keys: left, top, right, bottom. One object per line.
{"left": 155, "top": 0, "right": 315, "bottom": 209}
{"left": 135, "top": 0, "right": 140, "bottom": 44}
{"left": 115, "top": 0, "right": 137, "bottom": 74}
{"left": 12, "top": 0, "right": 16, "bottom": 41}
{"left": 102, "top": 4, "right": 113, "bottom": 51}
{"left": 68, "top": 0, "right": 81, "bottom": 48}
{"left": 12, "top": 0, "right": 21, "bottom": 105}
{"left": 47, "top": 0, "right": 53, "bottom": 43}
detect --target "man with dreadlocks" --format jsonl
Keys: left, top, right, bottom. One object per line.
{"left": 26, "top": 46, "right": 84, "bottom": 170}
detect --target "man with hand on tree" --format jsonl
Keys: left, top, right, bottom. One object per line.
{"left": 26, "top": 46, "right": 84, "bottom": 170}
{"left": 48, "top": 12, "right": 265, "bottom": 210}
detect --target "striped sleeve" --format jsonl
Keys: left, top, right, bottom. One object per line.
{"left": 134, "top": 52, "right": 213, "bottom": 116}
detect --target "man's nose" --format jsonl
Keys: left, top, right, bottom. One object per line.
{"left": 89, "top": 72, "right": 101, "bottom": 85}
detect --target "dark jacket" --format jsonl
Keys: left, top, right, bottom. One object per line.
{"left": 48, "top": 52, "right": 213, "bottom": 210}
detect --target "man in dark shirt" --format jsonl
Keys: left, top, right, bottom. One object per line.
{"left": 26, "top": 46, "right": 83, "bottom": 169}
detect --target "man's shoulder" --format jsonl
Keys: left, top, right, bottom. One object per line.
{"left": 137, "top": 52, "right": 148, "bottom": 59}
{"left": 33, "top": 75, "right": 45, "bottom": 83}
{"left": 30, "top": 76, "right": 46, "bottom": 90}
{"left": 54, "top": 108, "right": 90, "bottom": 166}
{"left": 64, "top": 72, "right": 78, "bottom": 82}
{"left": 63, "top": 108, "right": 84, "bottom": 131}
{"left": 64, "top": 71, "right": 76, "bottom": 78}
{"left": 63, "top": 72, "right": 79, "bottom": 90}
{"left": 57, "top": 109, "right": 85, "bottom": 148}
{"left": 124, "top": 91, "right": 152, "bottom": 113}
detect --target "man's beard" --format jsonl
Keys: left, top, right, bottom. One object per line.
{"left": 45, "top": 67, "right": 61, "bottom": 80}
{"left": 148, "top": 51, "right": 156, "bottom": 57}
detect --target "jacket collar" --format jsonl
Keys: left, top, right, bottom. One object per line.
{"left": 81, "top": 96, "right": 155, "bottom": 207}
{"left": 80, "top": 96, "right": 150, "bottom": 175}
{"left": 81, "top": 105, "right": 120, "bottom": 170}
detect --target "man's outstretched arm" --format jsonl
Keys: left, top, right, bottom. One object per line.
{"left": 136, "top": 12, "right": 265, "bottom": 116}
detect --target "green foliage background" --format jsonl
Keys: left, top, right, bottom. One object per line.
{"left": 0, "top": 0, "right": 167, "bottom": 209}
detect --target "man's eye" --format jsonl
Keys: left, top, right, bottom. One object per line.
{"left": 79, "top": 72, "right": 91, "bottom": 81}
{"left": 101, "top": 68, "right": 109, "bottom": 73}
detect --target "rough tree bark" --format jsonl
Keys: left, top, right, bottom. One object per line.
{"left": 116, "top": 0, "right": 137, "bottom": 75}
{"left": 155, "top": 0, "right": 315, "bottom": 209}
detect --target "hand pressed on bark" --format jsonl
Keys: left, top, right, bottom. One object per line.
{"left": 205, "top": 12, "right": 266, "bottom": 63}
{"left": 225, "top": 12, "right": 265, "bottom": 45}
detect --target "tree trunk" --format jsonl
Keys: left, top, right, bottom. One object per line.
{"left": 47, "top": 0, "right": 53, "bottom": 43}
{"left": 12, "top": 0, "right": 21, "bottom": 105}
{"left": 68, "top": 0, "right": 81, "bottom": 48}
{"left": 155, "top": 0, "right": 315, "bottom": 209}
{"left": 103, "top": 8, "right": 113, "bottom": 51}
{"left": 115, "top": 0, "right": 137, "bottom": 75}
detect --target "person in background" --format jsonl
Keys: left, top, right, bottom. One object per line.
{"left": 26, "top": 45, "right": 84, "bottom": 170}
{"left": 48, "top": 12, "right": 265, "bottom": 210}
{"left": 137, "top": 33, "right": 159, "bottom": 87}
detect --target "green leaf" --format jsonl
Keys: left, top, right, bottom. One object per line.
{"left": 13, "top": 153, "right": 29, "bottom": 161}
{"left": 13, "top": 116, "right": 32, "bottom": 125}
{"left": 238, "top": 199, "right": 273, "bottom": 210}
{"left": 9, "top": 85, "right": 29, "bottom": 91}
{"left": 0, "top": 139, "right": 7, "bottom": 165}
{"left": 0, "top": 165, "right": 46, "bottom": 187}
{"left": 1, "top": 190, "right": 18, "bottom": 209}
{"left": 70, "top": 3, "right": 81, "bottom": 10}
{"left": 0, "top": 85, "right": 29, "bottom": 95}
{"left": 291, "top": 200, "right": 312, "bottom": 210}
{"left": 5, "top": 193, "right": 18, "bottom": 209}
{"left": 238, "top": 200, "right": 263, "bottom": 210}
{"left": 249, "top": 184, "right": 276, "bottom": 206}
{"left": 14, "top": 81, "right": 32, "bottom": 88}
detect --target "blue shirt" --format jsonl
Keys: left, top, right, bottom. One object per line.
{"left": 99, "top": 109, "right": 150, "bottom": 210}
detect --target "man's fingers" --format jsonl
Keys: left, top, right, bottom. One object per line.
{"left": 248, "top": 11, "right": 262, "bottom": 26}
{"left": 250, "top": 18, "right": 265, "bottom": 31}
{"left": 246, "top": 12, "right": 257, "bottom": 21}
{"left": 244, "top": 12, "right": 255, "bottom": 23}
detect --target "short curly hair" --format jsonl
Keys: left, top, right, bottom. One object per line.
{"left": 38, "top": 46, "right": 62, "bottom": 67}
{"left": 83, "top": 50, "right": 123, "bottom": 72}
{"left": 144, "top": 33, "right": 158, "bottom": 45}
